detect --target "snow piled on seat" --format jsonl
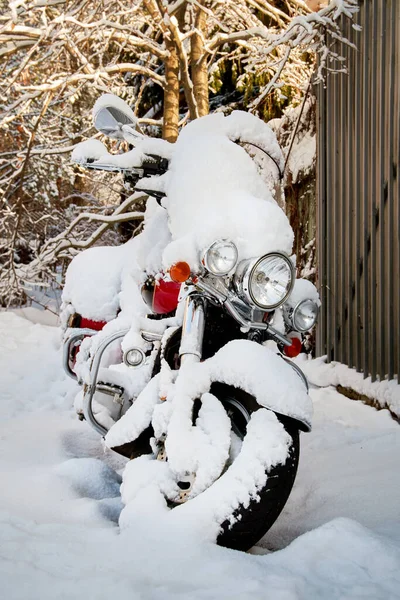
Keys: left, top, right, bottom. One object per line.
{"left": 62, "top": 241, "right": 136, "bottom": 322}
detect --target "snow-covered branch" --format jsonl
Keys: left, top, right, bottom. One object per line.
{"left": 0, "top": 0, "right": 360, "bottom": 306}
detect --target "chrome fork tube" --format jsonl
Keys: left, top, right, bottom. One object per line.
{"left": 179, "top": 294, "right": 205, "bottom": 365}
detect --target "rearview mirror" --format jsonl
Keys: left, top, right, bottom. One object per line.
{"left": 93, "top": 94, "right": 138, "bottom": 139}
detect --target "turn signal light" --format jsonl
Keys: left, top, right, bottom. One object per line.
{"left": 169, "top": 261, "right": 191, "bottom": 283}
{"left": 283, "top": 336, "right": 302, "bottom": 358}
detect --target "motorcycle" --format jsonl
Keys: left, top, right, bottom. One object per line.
{"left": 61, "top": 94, "right": 320, "bottom": 551}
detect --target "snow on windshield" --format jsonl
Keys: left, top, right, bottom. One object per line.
{"left": 160, "top": 111, "right": 294, "bottom": 271}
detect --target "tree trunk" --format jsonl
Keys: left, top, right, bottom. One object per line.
{"left": 191, "top": 4, "right": 209, "bottom": 117}
{"left": 163, "top": 42, "right": 180, "bottom": 142}
{"left": 143, "top": 0, "right": 180, "bottom": 142}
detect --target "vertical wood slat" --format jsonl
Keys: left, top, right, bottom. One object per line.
{"left": 316, "top": 0, "right": 399, "bottom": 382}
{"left": 396, "top": 0, "right": 400, "bottom": 385}
{"left": 340, "top": 23, "right": 347, "bottom": 366}
{"left": 378, "top": 0, "right": 386, "bottom": 380}
{"left": 354, "top": 5, "right": 362, "bottom": 373}
{"left": 387, "top": 0, "right": 395, "bottom": 381}
{"left": 369, "top": 0, "right": 377, "bottom": 381}
{"left": 362, "top": 0, "right": 370, "bottom": 378}
{"left": 325, "top": 47, "right": 333, "bottom": 362}
{"left": 333, "top": 57, "right": 339, "bottom": 362}
{"left": 397, "top": 0, "right": 400, "bottom": 385}
{"left": 316, "top": 78, "right": 327, "bottom": 359}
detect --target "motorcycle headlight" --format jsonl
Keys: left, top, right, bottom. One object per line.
{"left": 235, "top": 252, "right": 295, "bottom": 310}
{"left": 202, "top": 240, "right": 238, "bottom": 276}
{"left": 292, "top": 299, "right": 319, "bottom": 332}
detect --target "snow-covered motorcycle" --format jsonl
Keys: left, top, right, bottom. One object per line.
{"left": 62, "top": 94, "right": 320, "bottom": 551}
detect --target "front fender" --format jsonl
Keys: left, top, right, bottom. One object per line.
{"left": 203, "top": 340, "right": 312, "bottom": 431}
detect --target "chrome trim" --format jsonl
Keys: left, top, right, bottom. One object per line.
{"left": 280, "top": 355, "right": 309, "bottom": 392}
{"left": 224, "top": 299, "right": 292, "bottom": 346}
{"left": 194, "top": 278, "right": 292, "bottom": 347}
{"left": 194, "top": 278, "right": 227, "bottom": 303}
{"left": 83, "top": 328, "right": 129, "bottom": 436}
{"left": 141, "top": 330, "right": 163, "bottom": 342}
{"left": 63, "top": 328, "right": 98, "bottom": 380}
{"left": 179, "top": 294, "right": 205, "bottom": 364}
{"left": 223, "top": 397, "right": 251, "bottom": 434}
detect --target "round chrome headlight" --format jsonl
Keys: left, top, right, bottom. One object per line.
{"left": 292, "top": 299, "right": 319, "bottom": 332}
{"left": 203, "top": 240, "right": 238, "bottom": 276}
{"left": 235, "top": 252, "right": 295, "bottom": 310}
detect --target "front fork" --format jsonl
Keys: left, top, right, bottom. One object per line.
{"left": 178, "top": 294, "right": 206, "bottom": 366}
{"left": 157, "top": 293, "right": 206, "bottom": 502}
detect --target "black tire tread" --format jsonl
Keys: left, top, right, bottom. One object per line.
{"left": 211, "top": 383, "right": 300, "bottom": 552}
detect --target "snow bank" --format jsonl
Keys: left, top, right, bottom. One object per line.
{"left": 297, "top": 354, "right": 400, "bottom": 418}
{"left": 1, "top": 512, "right": 399, "bottom": 600}
{"left": 266, "top": 385, "right": 400, "bottom": 551}
{"left": 0, "top": 312, "right": 76, "bottom": 419}
{"left": 11, "top": 306, "right": 59, "bottom": 326}
{"left": 1, "top": 313, "right": 400, "bottom": 599}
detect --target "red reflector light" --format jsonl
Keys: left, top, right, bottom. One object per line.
{"left": 284, "top": 336, "right": 302, "bottom": 358}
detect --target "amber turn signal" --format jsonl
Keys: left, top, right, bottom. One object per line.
{"left": 169, "top": 261, "right": 191, "bottom": 283}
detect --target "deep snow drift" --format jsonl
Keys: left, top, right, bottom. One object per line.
{"left": 1, "top": 310, "right": 400, "bottom": 599}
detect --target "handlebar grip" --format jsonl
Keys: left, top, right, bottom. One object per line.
{"left": 141, "top": 156, "right": 169, "bottom": 177}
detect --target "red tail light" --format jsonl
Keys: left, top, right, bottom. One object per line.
{"left": 68, "top": 313, "right": 107, "bottom": 331}
{"left": 284, "top": 336, "right": 302, "bottom": 358}
{"left": 79, "top": 317, "right": 107, "bottom": 331}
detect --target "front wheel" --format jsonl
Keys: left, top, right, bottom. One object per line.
{"left": 212, "top": 383, "right": 300, "bottom": 551}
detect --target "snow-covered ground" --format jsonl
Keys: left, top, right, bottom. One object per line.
{"left": 1, "top": 310, "right": 400, "bottom": 599}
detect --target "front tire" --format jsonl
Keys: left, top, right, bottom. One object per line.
{"left": 212, "top": 383, "right": 300, "bottom": 551}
